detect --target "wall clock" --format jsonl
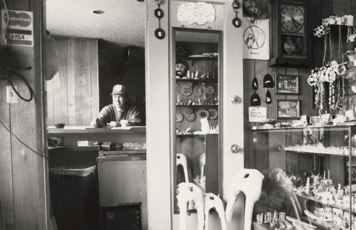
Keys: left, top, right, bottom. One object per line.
{"left": 269, "top": 0, "right": 312, "bottom": 67}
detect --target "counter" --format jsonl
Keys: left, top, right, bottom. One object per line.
{"left": 47, "top": 126, "right": 146, "bottom": 147}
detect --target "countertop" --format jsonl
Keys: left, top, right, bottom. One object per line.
{"left": 47, "top": 126, "right": 146, "bottom": 134}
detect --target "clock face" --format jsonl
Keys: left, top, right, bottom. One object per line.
{"left": 281, "top": 4, "right": 304, "bottom": 33}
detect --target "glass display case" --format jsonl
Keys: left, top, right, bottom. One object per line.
{"left": 251, "top": 125, "right": 356, "bottom": 229}
{"left": 172, "top": 29, "right": 221, "bottom": 213}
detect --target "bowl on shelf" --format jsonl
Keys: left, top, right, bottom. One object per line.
{"left": 54, "top": 123, "right": 65, "bottom": 128}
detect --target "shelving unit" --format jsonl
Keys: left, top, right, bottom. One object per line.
{"left": 251, "top": 125, "right": 356, "bottom": 230}
{"left": 173, "top": 38, "right": 221, "bottom": 213}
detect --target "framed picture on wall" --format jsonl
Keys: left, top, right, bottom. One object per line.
{"left": 275, "top": 75, "right": 299, "bottom": 94}
{"left": 277, "top": 100, "right": 300, "bottom": 118}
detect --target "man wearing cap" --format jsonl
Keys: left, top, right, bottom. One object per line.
{"left": 91, "top": 84, "right": 142, "bottom": 127}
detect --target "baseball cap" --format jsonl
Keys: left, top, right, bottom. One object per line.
{"left": 111, "top": 84, "right": 127, "bottom": 95}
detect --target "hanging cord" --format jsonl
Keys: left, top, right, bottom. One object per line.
{"left": 5, "top": 66, "right": 35, "bottom": 102}
{"left": 0, "top": 118, "right": 48, "bottom": 159}
{"left": 329, "top": 28, "right": 333, "bottom": 63}
{"left": 323, "top": 32, "right": 328, "bottom": 66}
{"left": 338, "top": 26, "right": 343, "bottom": 61}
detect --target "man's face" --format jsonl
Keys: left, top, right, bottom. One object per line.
{"left": 112, "top": 94, "right": 127, "bottom": 111}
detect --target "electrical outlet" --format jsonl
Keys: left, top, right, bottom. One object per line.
{"left": 6, "top": 85, "right": 19, "bottom": 104}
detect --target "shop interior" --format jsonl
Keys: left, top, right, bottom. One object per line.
{"left": 2, "top": 0, "right": 356, "bottom": 230}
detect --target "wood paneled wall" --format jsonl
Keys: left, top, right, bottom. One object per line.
{"left": 0, "top": 0, "right": 47, "bottom": 229}
{"left": 243, "top": 0, "right": 333, "bottom": 168}
{"left": 46, "top": 37, "right": 99, "bottom": 126}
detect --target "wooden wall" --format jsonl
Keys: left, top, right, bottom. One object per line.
{"left": 243, "top": 0, "right": 334, "bottom": 168}
{"left": 46, "top": 38, "right": 146, "bottom": 126}
{"left": 46, "top": 37, "right": 99, "bottom": 126}
{"left": 0, "top": 0, "right": 47, "bottom": 230}
{"left": 243, "top": 0, "right": 356, "bottom": 169}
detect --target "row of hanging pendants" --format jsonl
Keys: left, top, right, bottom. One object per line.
{"left": 251, "top": 74, "right": 274, "bottom": 106}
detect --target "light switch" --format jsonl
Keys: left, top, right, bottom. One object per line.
{"left": 6, "top": 85, "right": 19, "bottom": 104}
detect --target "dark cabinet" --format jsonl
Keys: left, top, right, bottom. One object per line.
{"left": 173, "top": 34, "right": 221, "bottom": 213}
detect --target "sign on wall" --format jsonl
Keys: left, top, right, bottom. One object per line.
{"left": 243, "top": 18, "right": 269, "bottom": 60}
{"left": 1, "top": 10, "right": 33, "bottom": 47}
{"left": 248, "top": 106, "right": 267, "bottom": 122}
{"left": 177, "top": 2, "right": 215, "bottom": 25}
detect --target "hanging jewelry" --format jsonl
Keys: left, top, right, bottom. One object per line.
{"left": 338, "top": 25, "right": 343, "bottom": 61}
{"left": 154, "top": 1, "right": 165, "bottom": 39}
{"left": 323, "top": 31, "right": 327, "bottom": 66}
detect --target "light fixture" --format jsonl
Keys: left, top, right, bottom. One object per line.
{"left": 93, "top": 10, "right": 104, "bottom": 14}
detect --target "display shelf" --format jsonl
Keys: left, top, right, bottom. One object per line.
{"left": 176, "top": 56, "right": 218, "bottom": 61}
{"left": 251, "top": 124, "right": 356, "bottom": 230}
{"left": 297, "top": 192, "right": 356, "bottom": 213}
{"left": 284, "top": 147, "right": 351, "bottom": 156}
{"left": 176, "top": 78, "right": 218, "bottom": 82}
{"left": 173, "top": 37, "right": 221, "bottom": 214}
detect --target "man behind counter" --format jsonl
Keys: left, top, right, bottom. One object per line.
{"left": 91, "top": 84, "right": 142, "bottom": 127}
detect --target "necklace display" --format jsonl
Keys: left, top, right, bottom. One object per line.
{"left": 309, "top": 24, "right": 347, "bottom": 115}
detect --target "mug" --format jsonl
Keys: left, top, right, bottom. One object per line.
{"left": 120, "top": 120, "right": 129, "bottom": 127}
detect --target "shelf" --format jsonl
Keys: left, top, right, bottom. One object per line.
{"left": 99, "top": 149, "right": 146, "bottom": 156}
{"left": 253, "top": 124, "right": 356, "bottom": 133}
{"left": 176, "top": 78, "right": 218, "bottom": 82}
{"left": 176, "top": 133, "right": 218, "bottom": 137}
{"left": 296, "top": 193, "right": 356, "bottom": 214}
{"left": 48, "top": 146, "right": 100, "bottom": 151}
{"left": 177, "top": 56, "right": 218, "bottom": 61}
{"left": 284, "top": 148, "right": 350, "bottom": 157}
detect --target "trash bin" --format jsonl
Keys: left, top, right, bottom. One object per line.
{"left": 49, "top": 165, "right": 99, "bottom": 230}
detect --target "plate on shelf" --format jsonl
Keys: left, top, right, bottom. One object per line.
{"left": 197, "top": 109, "right": 209, "bottom": 119}
{"left": 176, "top": 112, "right": 184, "bottom": 123}
{"left": 206, "top": 86, "right": 215, "bottom": 94}
{"left": 189, "top": 55, "right": 206, "bottom": 58}
{"left": 185, "top": 113, "right": 196, "bottom": 122}
{"left": 208, "top": 108, "right": 218, "bottom": 119}
{"left": 181, "top": 86, "right": 193, "bottom": 96}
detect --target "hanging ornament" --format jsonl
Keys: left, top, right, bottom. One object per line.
{"left": 265, "top": 90, "right": 272, "bottom": 104}
{"left": 263, "top": 74, "right": 274, "bottom": 88}
{"left": 250, "top": 92, "right": 261, "bottom": 106}
{"left": 252, "top": 77, "right": 258, "bottom": 90}
{"left": 154, "top": 1, "right": 165, "bottom": 39}
{"left": 232, "top": 1, "right": 242, "bottom": 28}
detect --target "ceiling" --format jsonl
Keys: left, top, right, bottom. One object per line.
{"left": 46, "top": 0, "right": 145, "bottom": 47}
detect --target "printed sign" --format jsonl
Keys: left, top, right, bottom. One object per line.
{"left": 243, "top": 18, "right": 269, "bottom": 60}
{"left": 249, "top": 107, "right": 267, "bottom": 122}
{"left": 1, "top": 10, "right": 33, "bottom": 47}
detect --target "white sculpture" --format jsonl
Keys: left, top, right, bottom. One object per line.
{"left": 225, "top": 168, "right": 264, "bottom": 230}
{"left": 204, "top": 193, "right": 226, "bottom": 230}
{"left": 177, "top": 153, "right": 190, "bottom": 183}
{"left": 176, "top": 182, "right": 204, "bottom": 230}
{"left": 193, "top": 153, "right": 206, "bottom": 187}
